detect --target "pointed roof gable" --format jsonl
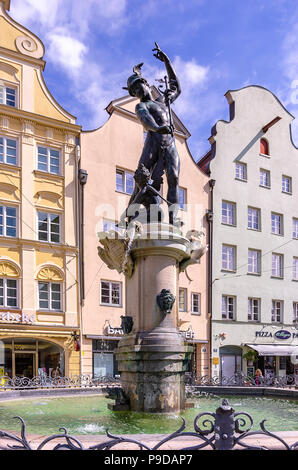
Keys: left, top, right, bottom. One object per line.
{"left": 0, "top": 2, "right": 45, "bottom": 65}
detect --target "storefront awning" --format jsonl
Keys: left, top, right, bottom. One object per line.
{"left": 247, "top": 344, "right": 298, "bottom": 356}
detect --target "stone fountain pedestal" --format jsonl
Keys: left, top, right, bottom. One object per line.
{"left": 115, "top": 223, "right": 194, "bottom": 413}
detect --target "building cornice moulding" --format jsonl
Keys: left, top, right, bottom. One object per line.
{"left": 0, "top": 46, "right": 45, "bottom": 69}
{"left": 0, "top": 236, "right": 79, "bottom": 253}
{"left": 0, "top": 104, "right": 81, "bottom": 133}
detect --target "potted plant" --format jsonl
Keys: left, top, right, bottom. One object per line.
{"left": 243, "top": 349, "right": 258, "bottom": 366}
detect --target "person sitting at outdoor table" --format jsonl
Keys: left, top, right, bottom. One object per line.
{"left": 255, "top": 368, "right": 263, "bottom": 386}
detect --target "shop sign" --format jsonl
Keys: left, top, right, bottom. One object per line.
{"left": 105, "top": 325, "right": 124, "bottom": 336}
{"left": 255, "top": 329, "right": 298, "bottom": 339}
{"left": 274, "top": 330, "right": 291, "bottom": 340}
{"left": 0, "top": 311, "right": 35, "bottom": 324}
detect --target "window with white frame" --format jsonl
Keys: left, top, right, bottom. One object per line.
{"left": 222, "top": 295, "right": 235, "bottom": 320}
{"left": 179, "top": 288, "right": 187, "bottom": 312}
{"left": 0, "top": 84, "right": 16, "bottom": 107}
{"left": 100, "top": 280, "right": 121, "bottom": 306}
{"left": 0, "top": 205, "right": 17, "bottom": 237}
{"left": 272, "top": 253, "right": 283, "bottom": 278}
{"left": 293, "top": 302, "right": 298, "bottom": 323}
{"left": 0, "top": 278, "right": 18, "bottom": 308}
{"left": 272, "top": 300, "right": 283, "bottom": 323}
{"left": 178, "top": 187, "right": 187, "bottom": 210}
{"left": 248, "top": 297, "right": 260, "bottom": 321}
{"left": 38, "top": 281, "right": 62, "bottom": 311}
{"left": 293, "top": 257, "right": 298, "bottom": 280}
{"left": 293, "top": 218, "right": 298, "bottom": 239}
{"left": 116, "top": 169, "right": 134, "bottom": 195}
{"left": 248, "top": 207, "right": 260, "bottom": 230}
{"left": 248, "top": 249, "right": 261, "bottom": 274}
{"left": 191, "top": 292, "right": 201, "bottom": 314}
{"left": 0, "top": 136, "right": 17, "bottom": 166}
{"left": 235, "top": 162, "right": 247, "bottom": 181}
{"left": 259, "top": 169, "right": 270, "bottom": 188}
{"left": 37, "top": 146, "right": 60, "bottom": 175}
{"left": 282, "top": 175, "right": 292, "bottom": 194}
{"left": 271, "top": 212, "right": 283, "bottom": 235}
{"left": 222, "top": 201, "right": 236, "bottom": 226}
{"left": 37, "top": 212, "right": 60, "bottom": 243}
{"left": 222, "top": 244, "right": 236, "bottom": 271}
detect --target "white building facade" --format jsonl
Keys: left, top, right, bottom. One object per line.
{"left": 199, "top": 85, "right": 298, "bottom": 381}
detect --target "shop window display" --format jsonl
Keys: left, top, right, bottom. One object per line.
{"left": 0, "top": 338, "right": 64, "bottom": 378}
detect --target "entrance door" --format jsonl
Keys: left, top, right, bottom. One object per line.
{"left": 15, "top": 353, "right": 36, "bottom": 378}
{"left": 221, "top": 355, "right": 236, "bottom": 377}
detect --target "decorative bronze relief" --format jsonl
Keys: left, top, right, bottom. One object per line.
{"left": 156, "top": 289, "right": 175, "bottom": 314}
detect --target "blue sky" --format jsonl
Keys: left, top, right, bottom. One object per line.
{"left": 10, "top": 0, "right": 298, "bottom": 160}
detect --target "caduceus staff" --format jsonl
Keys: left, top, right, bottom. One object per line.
{"left": 153, "top": 42, "right": 174, "bottom": 137}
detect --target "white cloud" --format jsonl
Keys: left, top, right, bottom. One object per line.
{"left": 168, "top": 56, "right": 210, "bottom": 118}
{"left": 9, "top": 0, "right": 219, "bottom": 145}
{"left": 46, "top": 30, "right": 88, "bottom": 72}
{"left": 280, "top": 16, "right": 298, "bottom": 146}
{"left": 174, "top": 57, "right": 209, "bottom": 87}
{"left": 11, "top": 0, "right": 60, "bottom": 29}
{"left": 283, "top": 23, "right": 298, "bottom": 82}
{"left": 10, "top": 0, "right": 129, "bottom": 129}
{"left": 11, "top": 0, "right": 127, "bottom": 33}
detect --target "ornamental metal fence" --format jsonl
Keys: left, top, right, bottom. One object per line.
{"left": 185, "top": 373, "right": 297, "bottom": 388}
{"left": 0, "top": 399, "right": 297, "bottom": 450}
{"left": 0, "top": 373, "right": 296, "bottom": 390}
{"left": 0, "top": 374, "right": 121, "bottom": 390}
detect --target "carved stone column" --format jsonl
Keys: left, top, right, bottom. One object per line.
{"left": 115, "top": 223, "right": 193, "bottom": 413}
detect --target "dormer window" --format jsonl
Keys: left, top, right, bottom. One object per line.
{"left": 0, "top": 84, "right": 16, "bottom": 107}
{"left": 260, "top": 138, "right": 269, "bottom": 156}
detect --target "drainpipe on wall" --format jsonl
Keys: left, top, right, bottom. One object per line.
{"left": 78, "top": 168, "right": 88, "bottom": 303}
{"left": 75, "top": 144, "right": 83, "bottom": 375}
{"left": 206, "top": 178, "right": 216, "bottom": 375}
{"left": 78, "top": 162, "right": 88, "bottom": 375}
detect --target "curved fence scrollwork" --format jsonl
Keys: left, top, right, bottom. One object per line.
{"left": 186, "top": 373, "right": 296, "bottom": 388}
{"left": 0, "top": 399, "right": 297, "bottom": 450}
{"left": 0, "top": 373, "right": 296, "bottom": 390}
{"left": 0, "top": 374, "right": 121, "bottom": 390}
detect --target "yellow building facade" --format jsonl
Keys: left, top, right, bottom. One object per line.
{"left": 0, "top": 1, "right": 81, "bottom": 379}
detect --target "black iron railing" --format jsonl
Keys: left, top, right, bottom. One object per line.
{"left": 0, "top": 373, "right": 296, "bottom": 390}
{"left": 0, "top": 399, "right": 297, "bottom": 450}
{"left": 0, "top": 374, "right": 120, "bottom": 390}
{"left": 185, "top": 373, "right": 297, "bottom": 388}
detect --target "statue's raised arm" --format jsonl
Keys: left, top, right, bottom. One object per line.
{"left": 152, "top": 42, "right": 181, "bottom": 103}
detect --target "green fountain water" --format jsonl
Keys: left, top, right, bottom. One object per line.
{"left": 0, "top": 394, "right": 297, "bottom": 435}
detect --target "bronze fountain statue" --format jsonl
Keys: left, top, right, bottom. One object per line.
{"left": 120, "top": 42, "right": 182, "bottom": 227}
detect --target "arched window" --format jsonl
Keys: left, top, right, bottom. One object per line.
{"left": 0, "top": 260, "right": 21, "bottom": 308}
{"left": 36, "top": 265, "right": 64, "bottom": 312}
{"left": 260, "top": 138, "right": 269, "bottom": 156}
